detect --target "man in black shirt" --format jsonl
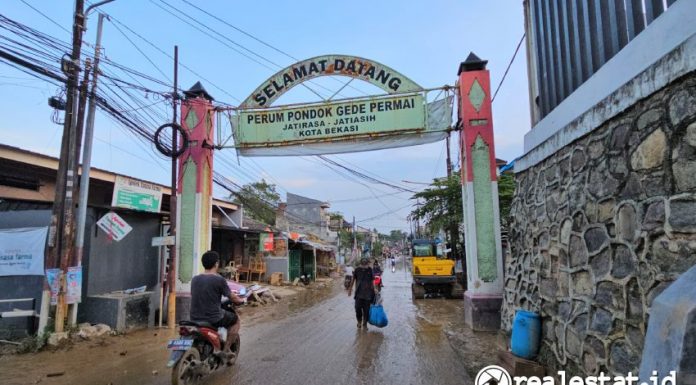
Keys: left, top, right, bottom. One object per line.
{"left": 190, "top": 251, "right": 245, "bottom": 358}
{"left": 347, "top": 258, "right": 375, "bottom": 330}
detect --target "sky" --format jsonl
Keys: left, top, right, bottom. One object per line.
{"left": 1, "top": 0, "right": 531, "bottom": 233}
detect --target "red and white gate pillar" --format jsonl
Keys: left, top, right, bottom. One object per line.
{"left": 175, "top": 82, "right": 215, "bottom": 320}
{"left": 458, "top": 53, "right": 504, "bottom": 331}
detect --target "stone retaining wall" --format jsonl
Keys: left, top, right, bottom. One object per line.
{"left": 503, "top": 72, "right": 696, "bottom": 376}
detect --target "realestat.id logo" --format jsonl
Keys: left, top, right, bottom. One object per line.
{"left": 475, "top": 365, "right": 513, "bottom": 385}
{"left": 475, "top": 365, "right": 679, "bottom": 385}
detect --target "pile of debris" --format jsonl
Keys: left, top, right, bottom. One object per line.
{"left": 227, "top": 281, "right": 279, "bottom": 307}
{"left": 46, "top": 322, "right": 113, "bottom": 347}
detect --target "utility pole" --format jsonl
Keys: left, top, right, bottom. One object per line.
{"left": 445, "top": 130, "right": 460, "bottom": 269}
{"left": 446, "top": 132, "right": 452, "bottom": 178}
{"left": 52, "top": 0, "right": 85, "bottom": 333}
{"left": 168, "top": 46, "right": 179, "bottom": 329}
{"left": 52, "top": 0, "right": 114, "bottom": 333}
{"left": 352, "top": 216, "right": 356, "bottom": 263}
{"left": 71, "top": 12, "right": 106, "bottom": 325}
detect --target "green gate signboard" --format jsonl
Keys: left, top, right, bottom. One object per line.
{"left": 111, "top": 176, "right": 163, "bottom": 213}
{"left": 236, "top": 94, "right": 425, "bottom": 149}
{"left": 229, "top": 54, "right": 452, "bottom": 156}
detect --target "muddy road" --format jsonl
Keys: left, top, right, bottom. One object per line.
{"left": 0, "top": 267, "right": 492, "bottom": 385}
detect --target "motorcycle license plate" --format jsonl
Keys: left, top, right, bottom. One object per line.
{"left": 167, "top": 339, "right": 193, "bottom": 351}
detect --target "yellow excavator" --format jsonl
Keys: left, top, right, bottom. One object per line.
{"left": 410, "top": 239, "right": 464, "bottom": 299}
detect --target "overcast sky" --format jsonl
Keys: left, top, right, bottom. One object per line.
{"left": 1, "top": 0, "right": 530, "bottom": 233}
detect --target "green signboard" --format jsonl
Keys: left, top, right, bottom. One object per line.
{"left": 111, "top": 176, "right": 163, "bottom": 213}
{"left": 235, "top": 94, "right": 425, "bottom": 149}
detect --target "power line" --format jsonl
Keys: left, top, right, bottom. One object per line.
{"left": 152, "top": 0, "right": 343, "bottom": 101}
{"left": 19, "top": 0, "right": 71, "bottom": 34}
{"left": 109, "top": 17, "right": 172, "bottom": 82}
{"left": 2, "top": 13, "right": 412, "bottom": 231}
{"left": 212, "top": 172, "right": 325, "bottom": 229}
{"left": 180, "top": 0, "right": 296, "bottom": 61}
{"left": 104, "top": 15, "right": 242, "bottom": 103}
{"left": 177, "top": 0, "right": 370, "bottom": 98}
{"left": 357, "top": 203, "right": 413, "bottom": 223}
{"left": 329, "top": 153, "right": 416, "bottom": 192}
{"left": 491, "top": 33, "right": 525, "bottom": 103}
{"left": 317, "top": 155, "right": 416, "bottom": 194}
{"left": 151, "top": 0, "right": 279, "bottom": 71}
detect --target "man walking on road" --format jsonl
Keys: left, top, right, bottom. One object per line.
{"left": 347, "top": 257, "right": 375, "bottom": 330}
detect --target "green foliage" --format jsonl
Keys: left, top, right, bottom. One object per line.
{"left": 17, "top": 332, "right": 49, "bottom": 353}
{"left": 408, "top": 174, "right": 463, "bottom": 237}
{"left": 407, "top": 170, "right": 515, "bottom": 260}
{"left": 229, "top": 179, "right": 280, "bottom": 225}
{"left": 497, "top": 173, "right": 515, "bottom": 227}
{"left": 338, "top": 228, "right": 367, "bottom": 248}
{"left": 408, "top": 171, "right": 516, "bottom": 233}
{"left": 372, "top": 240, "right": 384, "bottom": 258}
{"left": 388, "top": 229, "right": 407, "bottom": 242}
{"left": 338, "top": 228, "right": 352, "bottom": 247}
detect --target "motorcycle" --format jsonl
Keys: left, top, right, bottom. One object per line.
{"left": 343, "top": 274, "right": 352, "bottom": 289}
{"left": 167, "top": 299, "right": 241, "bottom": 385}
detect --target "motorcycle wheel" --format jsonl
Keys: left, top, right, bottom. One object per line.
{"left": 227, "top": 334, "right": 241, "bottom": 366}
{"left": 171, "top": 347, "right": 202, "bottom": 385}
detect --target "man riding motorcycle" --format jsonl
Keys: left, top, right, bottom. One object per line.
{"left": 190, "top": 250, "right": 245, "bottom": 362}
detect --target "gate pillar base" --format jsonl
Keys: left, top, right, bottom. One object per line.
{"left": 464, "top": 291, "right": 502, "bottom": 331}
{"left": 175, "top": 292, "right": 191, "bottom": 323}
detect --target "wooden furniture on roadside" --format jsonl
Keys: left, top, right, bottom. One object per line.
{"left": 235, "top": 256, "right": 266, "bottom": 282}
{"left": 248, "top": 258, "right": 266, "bottom": 282}
{"left": 235, "top": 263, "right": 250, "bottom": 282}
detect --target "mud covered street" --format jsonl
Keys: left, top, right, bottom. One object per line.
{"left": 0, "top": 268, "right": 497, "bottom": 385}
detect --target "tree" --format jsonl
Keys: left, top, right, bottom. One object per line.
{"left": 388, "top": 229, "right": 407, "bottom": 242}
{"left": 373, "top": 240, "right": 384, "bottom": 259}
{"left": 497, "top": 173, "right": 515, "bottom": 227}
{"left": 408, "top": 174, "right": 463, "bottom": 238}
{"left": 408, "top": 170, "right": 516, "bottom": 259}
{"left": 229, "top": 179, "right": 280, "bottom": 225}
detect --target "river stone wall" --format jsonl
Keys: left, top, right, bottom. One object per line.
{"left": 503, "top": 72, "right": 696, "bottom": 377}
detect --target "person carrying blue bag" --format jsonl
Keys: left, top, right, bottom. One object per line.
{"left": 347, "top": 258, "right": 375, "bottom": 330}
{"left": 368, "top": 275, "right": 388, "bottom": 328}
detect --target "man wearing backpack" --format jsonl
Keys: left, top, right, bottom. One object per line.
{"left": 347, "top": 258, "right": 375, "bottom": 330}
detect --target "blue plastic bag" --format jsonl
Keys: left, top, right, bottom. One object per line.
{"left": 368, "top": 304, "right": 388, "bottom": 328}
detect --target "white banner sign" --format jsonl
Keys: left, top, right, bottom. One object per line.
{"left": 0, "top": 227, "right": 48, "bottom": 276}
{"left": 96, "top": 211, "right": 132, "bottom": 241}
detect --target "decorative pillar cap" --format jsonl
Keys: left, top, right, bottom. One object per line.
{"left": 184, "top": 81, "right": 214, "bottom": 101}
{"left": 458, "top": 52, "right": 488, "bottom": 74}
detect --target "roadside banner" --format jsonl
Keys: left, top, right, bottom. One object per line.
{"left": 260, "top": 232, "right": 274, "bottom": 251}
{"left": 45, "top": 267, "right": 81, "bottom": 305}
{"left": 112, "top": 175, "right": 163, "bottom": 213}
{"left": 66, "top": 266, "right": 82, "bottom": 304}
{"left": 0, "top": 227, "right": 47, "bottom": 276}
{"left": 46, "top": 268, "right": 60, "bottom": 305}
{"left": 96, "top": 211, "right": 133, "bottom": 241}
{"left": 273, "top": 237, "right": 287, "bottom": 256}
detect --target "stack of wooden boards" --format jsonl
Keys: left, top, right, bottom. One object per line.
{"left": 496, "top": 331, "right": 546, "bottom": 378}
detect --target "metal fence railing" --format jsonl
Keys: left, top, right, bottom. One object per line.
{"left": 527, "top": 0, "right": 677, "bottom": 121}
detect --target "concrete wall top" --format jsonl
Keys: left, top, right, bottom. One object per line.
{"left": 518, "top": 0, "right": 696, "bottom": 172}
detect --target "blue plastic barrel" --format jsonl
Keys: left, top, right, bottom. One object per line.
{"left": 511, "top": 309, "right": 541, "bottom": 359}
